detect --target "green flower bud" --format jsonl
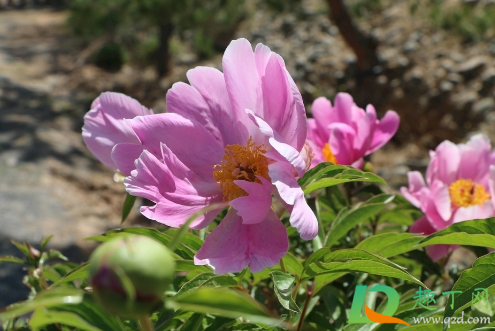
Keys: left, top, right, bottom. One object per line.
{"left": 88, "top": 235, "right": 175, "bottom": 318}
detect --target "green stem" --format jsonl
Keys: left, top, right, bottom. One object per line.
{"left": 279, "top": 257, "right": 287, "bottom": 273}
{"left": 139, "top": 315, "right": 153, "bottom": 331}
{"left": 296, "top": 284, "right": 314, "bottom": 331}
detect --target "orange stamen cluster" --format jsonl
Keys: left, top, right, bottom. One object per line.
{"left": 322, "top": 143, "right": 338, "bottom": 164}
{"left": 448, "top": 179, "right": 490, "bottom": 208}
{"left": 213, "top": 137, "right": 270, "bottom": 201}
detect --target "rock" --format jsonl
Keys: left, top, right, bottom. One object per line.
{"left": 403, "top": 41, "right": 419, "bottom": 53}
{"left": 473, "top": 97, "right": 495, "bottom": 115}
{"left": 457, "top": 56, "right": 487, "bottom": 79}
{"left": 439, "top": 81, "right": 454, "bottom": 92}
{"left": 446, "top": 73, "right": 464, "bottom": 84}
{"left": 481, "top": 68, "right": 495, "bottom": 88}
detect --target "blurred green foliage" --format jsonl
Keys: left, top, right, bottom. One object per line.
{"left": 430, "top": 0, "right": 495, "bottom": 41}
{"left": 67, "top": 0, "right": 246, "bottom": 74}
{"left": 93, "top": 42, "right": 125, "bottom": 72}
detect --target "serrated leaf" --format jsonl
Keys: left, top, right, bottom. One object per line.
{"left": 169, "top": 288, "right": 282, "bottom": 326}
{"left": 270, "top": 271, "right": 300, "bottom": 312}
{"left": 418, "top": 218, "right": 495, "bottom": 250}
{"left": 355, "top": 233, "right": 425, "bottom": 258}
{"left": 121, "top": 193, "right": 137, "bottom": 224}
{"left": 325, "top": 194, "right": 395, "bottom": 247}
{"left": 302, "top": 249, "right": 424, "bottom": 287}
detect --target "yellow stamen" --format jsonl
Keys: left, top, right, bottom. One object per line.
{"left": 213, "top": 137, "right": 270, "bottom": 201}
{"left": 322, "top": 143, "right": 338, "bottom": 164}
{"left": 448, "top": 179, "right": 490, "bottom": 208}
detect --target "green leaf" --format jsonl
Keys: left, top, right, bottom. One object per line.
{"left": 174, "top": 273, "right": 238, "bottom": 300}
{"left": 169, "top": 288, "right": 283, "bottom": 326}
{"left": 270, "top": 271, "right": 300, "bottom": 312}
{"left": 313, "top": 273, "right": 346, "bottom": 295}
{"left": 325, "top": 194, "right": 395, "bottom": 247}
{"left": 373, "top": 307, "right": 444, "bottom": 331}
{"left": 355, "top": 233, "right": 425, "bottom": 258}
{"left": 40, "top": 235, "right": 53, "bottom": 253}
{"left": 0, "top": 256, "right": 24, "bottom": 264}
{"left": 443, "top": 253, "right": 495, "bottom": 325}
{"left": 302, "top": 249, "right": 424, "bottom": 287}
{"left": 50, "top": 263, "right": 88, "bottom": 288}
{"left": 299, "top": 163, "right": 386, "bottom": 194}
{"left": 121, "top": 193, "right": 137, "bottom": 224}
{"left": 280, "top": 253, "right": 303, "bottom": 276}
{"left": 29, "top": 309, "right": 103, "bottom": 331}
{"left": 175, "top": 260, "right": 211, "bottom": 273}
{"left": 418, "top": 218, "right": 495, "bottom": 249}
{"left": 0, "top": 288, "right": 84, "bottom": 320}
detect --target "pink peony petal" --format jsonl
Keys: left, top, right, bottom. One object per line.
{"left": 82, "top": 92, "right": 152, "bottom": 170}
{"left": 269, "top": 161, "right": 318, "bottom": 240}
{"left": 410, "top": 216, "right": 456, "bottom": 262}
{"left": 457, "top": 134, "right": 491, "bottom": 182}
{"left": 328, "top": 122, "right": 356, "bottom": 165}
{"left": 431, "top": 182, "right": 452, "bottom": 221}
{"left": 352, "top": 106, "right": 376, "bottom": 156}
{"left": 333, "top": 93, "right": 355, "bottom": 125}
{"left": 194, "top": 210, "right": 289, "bottom": 274}
{"left": 311, "top": 97, "right": 332, "bottom": 142}
{"left": 368, "top": 110, "right": 400, "bottom": 154}
{"left": 400, "top": 171, "right": 426, "bottom": 208}
{"left": 122, "top": 113, "right": 224, "bottom": 181}
{"left": 426, "top": 140, "right": 460, "bottom": 186}
{"left": 222, "top": 39, "right": 263, "bottom": 120}
{"left": 452, "top": 202, "right": 494, "bottom": 223}
{"left": 124, "top": 148, "right": 223, "bottom": 229}
{"left": 230, "top": 176, "right": 273, "bottom": 225}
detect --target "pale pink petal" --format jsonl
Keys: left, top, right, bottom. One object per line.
{"left": 311, "top": 97, "right": 332, "bottom": 141}
{"left": 121, "top": 113, "right": 224, "bottom": 180}
{"left": 431, "top": 182, "right": 452, "bottom": 221}
{"left": 175, "top": 67, "right": 248, "bottom": 146}
{"left": 409, "top": 216, "right": 456, "bottom": 262}
{"left": 269, "top": 161, "right": 318, "bottom": 240}
{"left": 489, "top": 166, "right": 495, "bottom": 207}
{"left": 457, "top": 134, "right": 491, "bottom": 182}
{"left": 247, "top": 110, "right": 306, "bottom": 177}
{"left": 307, "top": 118, "right": 325, "bottom": 148}
{"left": 111, "top": 143, "right": 147, "bottom": 176}
{"left": 261, "top": 54, "right": 306, "bottom": 150}
{"left": 352, "top": 107, "right": 376, "bottom": 156}
{"left": 329, "top": 123, "right": 356, "bottom": 165}
{"left": 452, "top": 202, "right": 494, "bottom": 223}
{"left": 230, "top": 177, "right": 273, "bottom": 225}
{"left": 222, "top": 39, "right": 262, "bottom": 119}
{"left": 333, "top": 93, "right": 355, "bottom": 125}
{"left": 285, "top": 70, "right": 307, "bottom": 151}
{"left": 254, "top": 43, "right": 272, "bottom": 78}
{"left": 420, "top": 190, "right": 452, "bottom": 231}
{"left": 426, "top": 140, "right": 460, "bottom": 185}
{"left": 82, "top": 92, "right": 152, "bottom": 169}
{"left": 300, "top": 141, "right": 314, "bottom": 171}
{"left": 351, "top": 158, "right": 364, "bottom": 169}
{"left": 194, "top": 210, "right": 289, "bottom": 274}
{"left": 400, "top": 171, "right": 426, "bottom": 208}
{"left": 124, "top": 149, "right": 223, "bottom": 229}
{"left": 368, "top": 110, "right": 400, "bottom": 154}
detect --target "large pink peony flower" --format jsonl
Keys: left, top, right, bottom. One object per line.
{"left": 307, "top": 93, "right": 399, "bottom": 168}
{"left": 82, "top": 92, "right": 153, "bottom": 173}
{"left": 83, "top": 38, "right": 318, "bottom": 273}
{"left": 401, "top": 134, "right": 495, "bottom": 261}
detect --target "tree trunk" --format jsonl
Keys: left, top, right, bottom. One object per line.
{"left": 156, "top": 23, "right": 174, "bottom": 78}
{"left": 326, "top": 0, "right": 379, "bottom": 73}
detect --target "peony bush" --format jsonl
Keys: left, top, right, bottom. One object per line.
{"left": 2, "top": 38, "right": 495, "bottom": 331}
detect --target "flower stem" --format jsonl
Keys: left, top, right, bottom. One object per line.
{"left": 279, "top": 257, "right": 287, "bottom": 273}
{"left": 139, "top": 315, "right": 153, "bottom": 331}
{"left": 296, "top": 284, "right": 314, "bottom": 331}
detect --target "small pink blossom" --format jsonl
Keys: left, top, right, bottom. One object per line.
{"left": 82, "top": 92, "right": 153, "bottom": 173}
{"left": 83, "top": 38, "right": 318, "bottom": 273}
{"left": 307, "top": 93, "right": 399, "bottom": 168}
{"left": 401, "top": 134, "right": 495, "bottom": 261}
